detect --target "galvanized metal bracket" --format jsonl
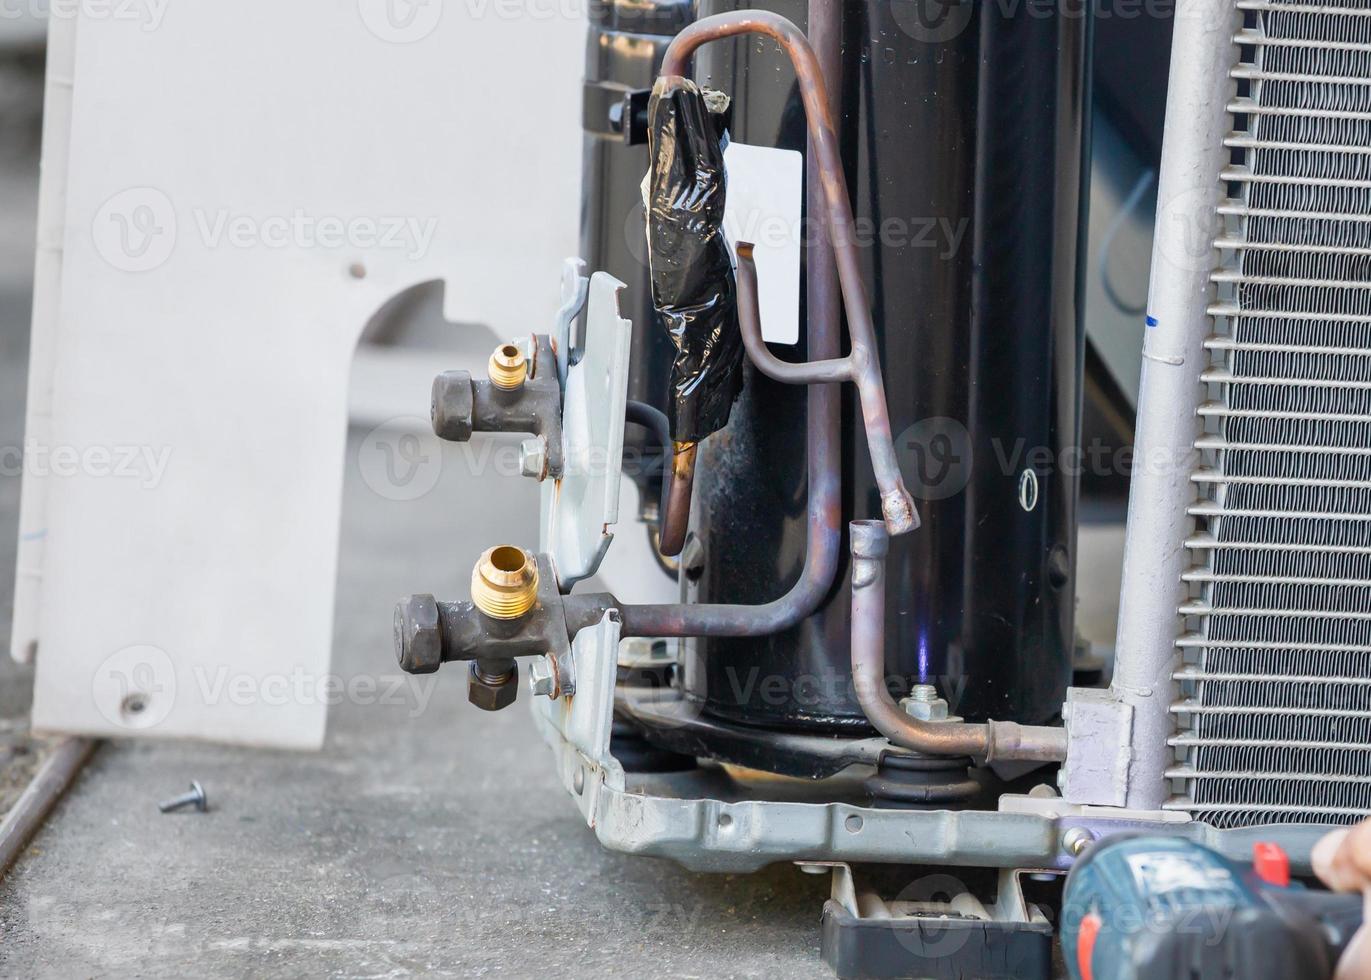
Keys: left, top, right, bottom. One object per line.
{"left": 541, "top": 271, "right": 632, "bottom": 589}
{"left": 553, "top": 257, "right": 589, "bottom": 389}
{"left": 530, "top": 610, "right": 626, "bottom": 829}
{"left": 1059, "top": 687, "right": 1134, "bottom": 807}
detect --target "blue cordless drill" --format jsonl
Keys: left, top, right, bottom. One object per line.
{"left": 1061, "top": 835, "right": 1365, "bottom": 980}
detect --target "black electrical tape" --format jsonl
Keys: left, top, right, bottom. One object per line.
{"left": 645, "top": 76, "right": 743, "bottom": 444}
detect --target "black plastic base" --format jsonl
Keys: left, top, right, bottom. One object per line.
{"left": 819, "top": 900, "right": 1052, "bottom": 980}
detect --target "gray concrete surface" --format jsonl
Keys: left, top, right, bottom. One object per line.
{"left": 0, "top": 84, "right": 832, "bottom": 977}
{"left": 0, "top": 441, "right": 831, "bottom": 978}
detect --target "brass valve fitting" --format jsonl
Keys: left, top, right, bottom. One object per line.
{"left": 487, "top": 343, "right": 528, "bottom": 390}
{"left": 471, "top": 546, "right": 539, "bottom": 620}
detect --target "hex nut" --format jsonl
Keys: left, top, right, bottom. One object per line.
{"left": 468, "top": 662, "right": 519, "bottom": 712}
{"left": 901, "top": 693, "right": 951, "bottom": 723}
{"left": 394, "top": 595, "right": 442, "bottom": 674}
{"left": 528, "top": 655, "right": 558, "bottom": 698}
{"left": 432, "top": 370, "right": 475, "bottom": 442}
{"left": 519, "top": 438, "right": 548, "bottom": 481}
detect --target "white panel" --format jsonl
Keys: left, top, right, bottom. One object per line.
{"left": 16, "top": 0, "right": 582, "bottom": 748}
{"left": 723, "top": 142, "right": 802, "bottom": 346}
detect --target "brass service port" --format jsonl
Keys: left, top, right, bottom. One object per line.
{"left": 488, "top": 343, "right": 528, "bottom": 390}
{"left": 471, "top": 546, "right": 539, "bottom": 620}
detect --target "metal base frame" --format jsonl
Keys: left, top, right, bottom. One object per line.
{"left": 531, "top": 615, "right": 1331, "bottom": 875}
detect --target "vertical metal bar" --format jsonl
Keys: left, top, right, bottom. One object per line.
{"left": 1112, "top": 0, "right": 1243, "bottom": 810}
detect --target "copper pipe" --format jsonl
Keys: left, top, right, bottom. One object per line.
{"left": 738, "top": 244, "right": 850, "bottom": 383}
{"left": 657, "top": 442, "right": 697, "bottom": 557}
{"left": 661, "top": 11, "right": 919, "bottom": 537}
{"left": 849, "top": 521, "right": 1067, "bottom": 763}
{"left": 562, "top": 0, "right": 845, "bottom": 640}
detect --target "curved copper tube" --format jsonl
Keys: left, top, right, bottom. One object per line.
{"left": 562, "top": 1, "right": 845, "bottom": 640}
{"left": 662, "top": 11, "right": 919, "bottom": 537}
{"left": 737, "top": 244, "right": 851, "bottom": 384}
{"left": 849, "top": 521, "right": 1067, "bottom": 763}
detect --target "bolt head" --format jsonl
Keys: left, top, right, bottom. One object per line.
{"left": 519, "top": 438, "right": 548, "bottom": 481}
{"left": 528, "top": 655, "right": 558, "bottom": 698}
{"left": 1063, "top": 827, "right": 1096, "bottom": 857}
{"left": 395, "top": 595, "right": 442, "bottom": 674}
{"left": 468, "top": 662, "right": 519, "bottom": 712}
{"left": 901, "top": 693, "right": 950, "bottom": 722}
{"left": 432, "top": 371, "right": 475, "bottom": 442}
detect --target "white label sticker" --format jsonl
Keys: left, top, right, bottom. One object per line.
{"left": 723, "top": 142, "right": 803, "bottom": 346}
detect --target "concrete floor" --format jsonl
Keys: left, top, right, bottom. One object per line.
{"left": 0, "top": 442, "right": 833, "bottom": 978}
{"left": 0, "top": 111, "right": 833, "bottom": 979}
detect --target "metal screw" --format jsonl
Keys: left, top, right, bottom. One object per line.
{"left": 1063, "top": 827, "right": 1095, "bottom": 858}
{"left": 158, "top": 781, "right": 208, "bottom": 814}
{"left": 528, "top": 655, "right": 559, "bottom": 699}
{"left": 519, "top": 438, "right": 548, "bottom": 481}
{"left": 909, "top": 684, "right": 938, "bottom": 703}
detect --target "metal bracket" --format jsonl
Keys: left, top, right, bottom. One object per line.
{"left": 1060, "top": 686, "right": 1134, "bottom": 807}
{"left": 540, "top": 272, "right": 632, "bottom": 589}
{"left": 554, "top": 257, "right": 589, "bottom": 388}
{"left": 530, "top": 611, "right": 626, "bottom": 828}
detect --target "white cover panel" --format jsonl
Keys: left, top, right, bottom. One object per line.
{"left": 15, "top": 1, "right": 581, "bottom": 748}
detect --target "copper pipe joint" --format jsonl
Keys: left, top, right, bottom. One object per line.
{"left": 487, "top": 343, "right": 528, "bottom": 390}
{"left": 471, "top": 546, "right": 539, "bottom": 620}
